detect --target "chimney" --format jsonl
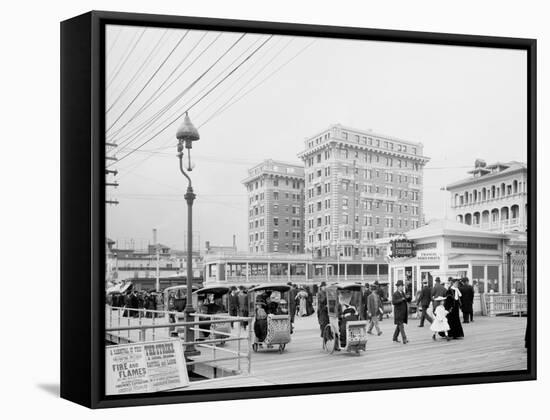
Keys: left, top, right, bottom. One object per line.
{"left": 205, "top": 241, "right": 210, "bottom": 252}
{"left": 232, "top": 235, "right": 236, "bottom": 249}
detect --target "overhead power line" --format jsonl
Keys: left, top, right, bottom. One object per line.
{"left": 106, "top": 31, "right": 190, "bottom": 135}
{"left": 107, "top": 28, "right": 147, "bottom": 89}
{"left": 111, "top": 34, "right": 270, "bottom": 166}
{"left": 198, "top": 38, "right": 315, "bottom": 128}
{"left": 108, "top": 31, "right": 213, "bottom": 142}
{"left": 106, "top": 27, "right": 123, "bottom": 57}
{"left": 106, "top": 29, "right": 169, "bottom": 114}
{"left": 113, "top": 33, "right": 248, "bottom": 151}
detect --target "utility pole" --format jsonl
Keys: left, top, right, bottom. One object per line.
{"left": 153, "top": 228, "right": 160, "bottom": 292}
{"left": 106, "top": 143, "right": 119, "bottom": 206}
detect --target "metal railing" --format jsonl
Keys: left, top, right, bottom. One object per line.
{"left": 105, "top": 305, "right": 253, "bottom": 375}
{"left": 484, "top": 293, "right": 527, "bottom": 317}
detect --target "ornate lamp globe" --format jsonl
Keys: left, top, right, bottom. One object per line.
{"left": 176, "top": 112, "right": 200, "bottom": 149}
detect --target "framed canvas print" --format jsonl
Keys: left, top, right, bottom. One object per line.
{"left": 60, "top": 10, "right": 536, "bottom": 409}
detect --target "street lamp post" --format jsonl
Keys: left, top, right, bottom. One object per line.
{"left": 176, "top": 112, "right": 200, "bottom": 358}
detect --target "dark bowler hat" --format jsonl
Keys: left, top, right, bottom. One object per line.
{"left": 396, "top": 280, "right": 404, "bottom": 287}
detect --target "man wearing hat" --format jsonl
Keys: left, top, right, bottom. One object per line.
{"left": 417, "top": 280, "right": 434, "bottom": 327}
{"left": 366, "top": 285, "right": 383, "bottom": 336}
{"left": 431, "top": 277, "right": 447, "bottom": 311}
{"left": 392, "top": 280, "right": 412, "bottom": 344}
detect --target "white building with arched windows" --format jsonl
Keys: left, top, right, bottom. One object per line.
{"left": 446, "top": 161, "right": 527, "bottom": 233}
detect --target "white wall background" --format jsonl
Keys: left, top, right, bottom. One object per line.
{"left": 0, "top": 0, "right": 547, "bottom": 418}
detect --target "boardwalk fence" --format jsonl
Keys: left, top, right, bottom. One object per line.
{"left": 484, "top": 293, "right": 527, "bottom": 317}
{"left": 105, "top": 305, "right": 253, "bottom": 375}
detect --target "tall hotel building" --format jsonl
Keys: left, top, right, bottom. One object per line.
{"left": 297, "top": 124, "right": 430, "bottom": 262}
{"left": 242, "top": 159, "right": 305, "bottom": 254}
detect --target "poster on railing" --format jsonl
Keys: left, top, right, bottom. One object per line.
{"left": 105, "top": 339, "right": 189, "bottom": 395}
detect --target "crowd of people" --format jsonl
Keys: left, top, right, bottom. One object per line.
{"left": 108, "top": 277, "right": 477, "bottom": 347}
{"left": 108, "top": 290, "right": 160, "bottom": 317}
{"left": 392, "top": 276, "right": 475, "bottom": 344}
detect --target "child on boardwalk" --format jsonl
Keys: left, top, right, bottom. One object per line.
{"left": 430, "top": 296, "right": 450, "bottom": 341}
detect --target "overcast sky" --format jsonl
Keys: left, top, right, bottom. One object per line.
{"left": 105, "top": 25, "right": 527, "bottom": 252}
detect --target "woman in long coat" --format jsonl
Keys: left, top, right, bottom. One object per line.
{"left": 444, "top": 280, "right": 464, "bottom": 339}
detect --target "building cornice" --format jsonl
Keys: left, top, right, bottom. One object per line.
{"left": 446, "top": 166, "right": 527, "bottom": 190}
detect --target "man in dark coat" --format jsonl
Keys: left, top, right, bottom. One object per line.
{"left": 316, "top": 282, "right": 329, "bottom": 337}
{"left": 287, "top": 283, "right": 297, "bottom": 323}
{"left": 431, "top": 277, "right": 447, "bottom": 310}
{"left": 367, "top": 286, "right": 383, "bottom": 335}
{"left": 237, "top": 286, "right": 249, "bottom": 330}
{"left": 228, "top": 287, "right": 240, "bottom": 328}
{"left": 459, "top": 277, "right": 475, "bottom": 323}
{"left": 392, "top": 280, "right": 411, "bottom": 344}
{"left": 417, "top": 281, "right": 434, "bottom": 327}
{"left": 305, "top": 287, "right": 315, "bottom": 316}
{"left": 362, "top": 284, "right": 372, "bottom": 320}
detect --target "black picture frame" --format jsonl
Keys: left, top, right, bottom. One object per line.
{"left": 60, "top": 10, "right": 537, "bottom": 409}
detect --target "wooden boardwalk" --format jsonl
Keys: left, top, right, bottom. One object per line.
{"left": 106, "top": 310, "right": 527, "bottom": 391}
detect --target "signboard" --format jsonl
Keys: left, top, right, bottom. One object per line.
{"left": 390, "top": 239, "right": 415, "bottom": 258}
{"left": 106, "top": 339, "right": 189, "bottom": 395}
{"left": 417, "top": 252, "right": 440, "bottom": 262}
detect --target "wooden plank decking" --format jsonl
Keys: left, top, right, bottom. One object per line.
{"left": 106, "top": 309, "right": 527, "bottom": 391}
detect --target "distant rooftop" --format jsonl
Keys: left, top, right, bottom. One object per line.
{"left": 447, "top": 160, "right": 527, "bottom": 189}
{"left": 242, "top": 158, "right": 305, "bottom": 184}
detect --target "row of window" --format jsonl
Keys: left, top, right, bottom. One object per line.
{"left": 248, "top": 203, "right": 302, "bottom": 217}
{"left": 306, "top": 181, "right": 420, "bottom": 201}
{"left": 305, "top": 148, "right": 421, "bottom": 170}
{"left": 306, "top": 131, "right": 418, "bottom": 156}
{"left": 247, "top": 177, "right": 304, "bottom": 192}
{"left": 307, "top": 197, "right": 420, "bottom": 215}
{"left": 453, "top": 179, "right": 526, "bottom": 207}
{"left": 249, "top": 191, "right": 303, "bottom": 204}
{"left": 249, "top": 230, "right": 302, "bottom": 242}
{"left": 308, "top": 214, "right": 419, "bottom": 229}
{"left": 249, "top": 244, "right": 303, "bottom": 253}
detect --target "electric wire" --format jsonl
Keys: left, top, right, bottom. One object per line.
{"left": 111, "top": 35, "right": 272, "bottom": 167}
{"left": 112, "top": 32, "right": 240, "bottom": 150}
{"left": 106, "top": 29, "right": 169, "bottom": 114}
{"left": 107, "top": 31, "right": 212, "bottom": 142}
{"left": 106, "top": 28, "right": 147, "bottom": 89}
{"left": 198, "top": 38, "right": 315, "bottom": 128}
{"left": 115, "top": 34, "right": 261, "bottom": 153}
{"left": 106, "top": 31, "right": 189, "bottom": 135}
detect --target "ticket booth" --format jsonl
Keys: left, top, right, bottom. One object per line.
{"left": 382, "top": 220, "right": 508, "bottom": 310}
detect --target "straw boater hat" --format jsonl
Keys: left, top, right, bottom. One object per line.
{"left": 435, "top": 296, "right": 446, "bottom": 301}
